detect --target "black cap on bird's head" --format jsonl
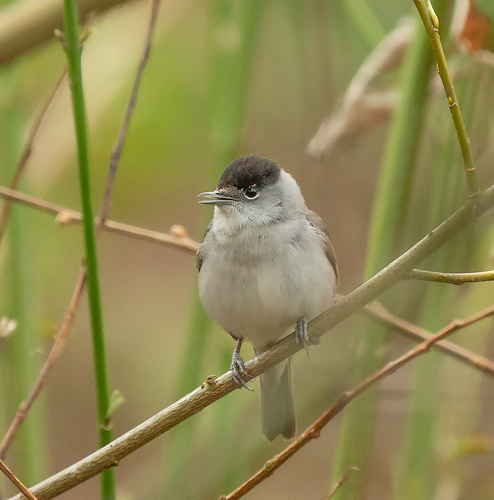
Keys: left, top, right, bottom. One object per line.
{"left": 198, "top": 156, "right": 281, "bottom": 206}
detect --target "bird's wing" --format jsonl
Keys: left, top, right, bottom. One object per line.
{"left": 305, "top": 210, "right": 339, "bottom": 286}
{"left": 195, "top": 219, "right": 213, "bottom": 272}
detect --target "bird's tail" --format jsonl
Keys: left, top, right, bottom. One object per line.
{"left": 259, "top": 357, "right": 296, "bottom": 441}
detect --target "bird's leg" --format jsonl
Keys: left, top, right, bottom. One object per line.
{"left": 230, "top": 336, "right": 253, "bottom": 391}
{"left": 295, "top": 318, "right": 310, "bottom": 356}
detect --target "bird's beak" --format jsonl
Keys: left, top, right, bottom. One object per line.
{"left": 198, "top": 190, "right": 236, "bottom": 206}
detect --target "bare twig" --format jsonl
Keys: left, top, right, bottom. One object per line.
{"left": 0, "top": 0, "right": 162, "bottom": 461}
{"left": 0, "top": 185, "right": 199, "bottom": 253}
{"left": 7, "top": 185, "right": 494, "bottom": 500}
{"left": 219, "top": 304, "right": 494, "bottom": 500}
{"left": 323, "top": 467, "right": 359, "bottom": 500}
{"left": 0, "top": 71, "right": 66, "bottom": 241}
{"left": 413, "top": 0, "right": 480, "bottom": 198}
{"left": 0, "top": 458, "right": 39, "bottom": 500}
{"left": 360, "top": 300, "right": 494, "bottom": 377}
{"left": 98, "top": 0, "right": 160, "bottom": 224}
{"left": 409, "top": 268, "right": 494, "bottom": 285}
{"left": 0, "top": 270, "right": 86, "bottom": 459}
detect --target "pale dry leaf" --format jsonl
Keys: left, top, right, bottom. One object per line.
{"left": 308, "top": 18, "right": 416, "bottom": 159}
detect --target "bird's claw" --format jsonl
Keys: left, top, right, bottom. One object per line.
{"left": 295, "top": 318, "right": 311, "bottom": 356}
{"left": 231, "top": 352, "right": 253, "bottom": 391}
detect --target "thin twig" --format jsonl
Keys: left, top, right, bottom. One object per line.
{"left": 0, "top": 71, "right": 66, "bottom": 241}
{"left": 220, "top": 304, "right": 494, "bottom": 500}
{"left": 0, "top": 0, "right": 162, "bottom": 463}
{"left": 0, "top": 185, "right": 199, "bottom": 253}
{"left": 323, "top": 467, "right": 359, "bottom": 500}
{"left": 0, "top": 270, "right": 86, "bottom": 459}
{"left": 409, "top": 268, "right": 494, "bottom": 285}
{"left": 0, "top": 458, "right": 39, "bottom": 500}
{"left": 7, "top": 185, "right": 494, "bottom": 500}
{"left": 98, "top": 0, "right": 160, "bottom": 225}
{"left": 413, "top": 0, "right": 480, "bottom": 197}
{"left": 359, "top": 300, "right": 494, "bottom": 377}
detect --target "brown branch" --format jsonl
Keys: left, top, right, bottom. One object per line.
{"left": 0, "top": 270, "right": 86, "bottom": 459}
{"left": 220, "top": 304, "right": 494, "bottom": 500}
{"left": 323, "top": 467, "right": 359, "bottom": 500}
{"left": 0, "top": 70, "right": 66, "bottom": 240}
{"left": 409, "top": 268, "right": 494, "bottom": 285}
{"left": 0, "top": 0, "right": 133, "bottom": 66}
{"left": 0, "top": 0, "right": 162, "bottom": 461}
{"left": 360, "top": 300, "right": 494, "bottom": 377}
{"left": 99, "top": 0, "right": 160, "bottom": 224}
{"left": 0, "top": 458, "right": 39, "bottom": 500}
{"left": 0, "top": 185, "right": 199, "bottom": 253}
{"left": 7, "top": 185, "right": 494, "bottom": 500}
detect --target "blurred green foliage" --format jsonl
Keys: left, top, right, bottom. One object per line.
{"left": 0, "top": 1, "right": 494, "bottom": 499}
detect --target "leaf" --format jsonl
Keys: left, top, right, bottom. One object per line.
{"left": 102, "top": 389, "right": 126, "bottom": 430}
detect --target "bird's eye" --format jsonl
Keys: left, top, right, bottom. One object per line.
{"left": 244, "top": 186, "right": 260, "bottom": 199}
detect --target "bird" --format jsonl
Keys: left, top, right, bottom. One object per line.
{"left": 196, "top": 155, "right": 338, "bottom": 441}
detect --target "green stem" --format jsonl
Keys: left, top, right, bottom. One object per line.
{"left": 62, "top": 2, "right": 115, "bottom": 499}
{"left": 413, "top": 0, "right": 480, "bottom": 197}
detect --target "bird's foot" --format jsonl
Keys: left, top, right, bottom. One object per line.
{"left": 295, "top": 318, "right": 311, "bottom": 356}
{"left": 231, "top": 351, "right": 253, "bottom": 391}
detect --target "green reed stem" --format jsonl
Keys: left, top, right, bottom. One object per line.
{"left": 62, "top": 2, "right": 114, "bottom": 498}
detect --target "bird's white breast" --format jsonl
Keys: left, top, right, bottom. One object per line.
{"left": 198, "top": 216, "right": 336, "bottom": 350}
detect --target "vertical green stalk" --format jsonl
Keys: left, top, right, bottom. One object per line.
{"left": 0, "top": 70, "right": 47, "bottom": 485}
{"left": 62, "top": 2, "right": 115, "bottom": 499}
{"left": 331, "top": 2, "right": 447, "bottom": 497}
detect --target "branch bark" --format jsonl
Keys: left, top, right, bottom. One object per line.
{"left": 7, "top": 185, "right": 494, "bottom": 500}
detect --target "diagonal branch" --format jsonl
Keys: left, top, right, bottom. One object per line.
{"left": 0, "top": 458, "right": 39, "bottom": 500}
{"left": 2, "top": 183, "right": 493, "bottom": 376}
{"left": 0, "top": 70, "right": 66, "bottom": 241}
{"left": 360, "top": 300, "right": 494, "bottom": 377}
{"left": 220, "top": 303, "right": 494, "bottom": 500}
{"left": 7, "top": 184, "right": 494, "bottom": 500}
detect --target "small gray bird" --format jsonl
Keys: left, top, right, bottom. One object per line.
{"left": 197, "top": 156, "right": 338, "bottom": 441}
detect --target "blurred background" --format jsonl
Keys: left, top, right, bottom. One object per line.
{"left": 0, "top": 0, "right": 494, "bottom": 498}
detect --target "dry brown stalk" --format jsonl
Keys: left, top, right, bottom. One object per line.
{"left": 219, "top": 303, "right": 494, "bottom": 500}
{"left": 0, "top": 458, "right": 39, "bottom": 500}
{"left": 323, "top": 467, "right": 359, "bottom": 500}
{"left": 0, "top": 71, "right": 66, "bottom": 241}
{"left": 0, "top": 185, "right": 199, "bottom": 253}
